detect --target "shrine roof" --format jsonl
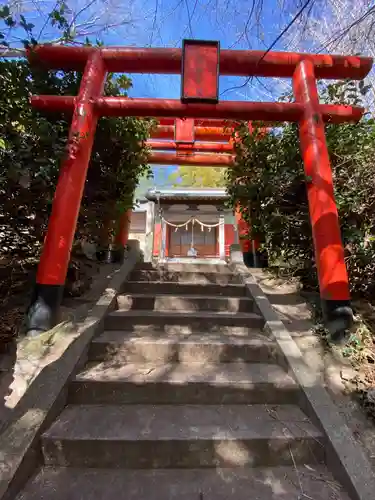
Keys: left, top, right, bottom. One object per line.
{"left": 145, "top": 188, "right": 228, "bottom": 202}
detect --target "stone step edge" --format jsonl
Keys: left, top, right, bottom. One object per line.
{"left": 42, "top": 404, "right": 320, "bottom": 438}
{"left": 108, "top": 310, "right": 262, "bottom": 318}
{"left": 125, "top": 280, "right": 245, "bottom": 286}
{"left": 116, "top": 293, "right": 253, "bottom": 300}
{"left": 73, "top": 362, "right": 294, "bottom": 381}
{"left": 92, "top": 333, "right": 274, "bottom": 344}
{"left": 18, "top": 465, "right": 351, "bottom": 500}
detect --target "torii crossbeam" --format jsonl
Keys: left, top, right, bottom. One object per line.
{"left": 145, "top": 119, "right": 270, "bottom": 163}
{"left": 147, "top": 118, "right": 236, "bottom": 165}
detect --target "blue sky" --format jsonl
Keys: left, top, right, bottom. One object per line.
{"left": 2, "top": 0, "right": 307, "bottom": 188}
{"left": 115, "top": 0, "right": 294, "bottom": 187}
{"left": 123, "top": 0, "right": 290, "bottom": 102}
{"left": 3, "top": 1, "right": 373, "bottom": 193}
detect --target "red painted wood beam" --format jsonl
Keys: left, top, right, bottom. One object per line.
{"left": 148, "top": 151, "right": 233, "bottom": 166}
{"left": 293, "top": 58, "right": 351, "bottom": 332}
{"left": 25, "top": 97, "right": 233, "bottom": 131}
{"left": 96, "top": 98, "right": 364, "bottom": 123}
{"left": 114, "top": 209, "right": 131, "bottom": 247}
{"left": 26, "top": 98, "right": 235, "bottom": 137}
{"left": 158, "top": 118, "right": 240, "bottom": 127}
{"left": 151, "top": 124, "right": 270, "bottom": 140}
{"left": 146, "top": 140, "right": 233, "bottom": 152}
{"left": 30, "top": 95, "right": 75, "bottom": 113}
{"left": 29, "top": 45, "right": 372, "bottom": 80}
{"left": 27, "top": 51, "right": 107, "bottom": 334}
{"left": 151, "top": 125, "right": 233, "bottom": 141}
{"left": 29, "top": 96, "right": 364, "bottom": 123}
{"left": 36, "top": 54, "right": 106, "bottom": 288}
{"left": 99, "top": 98, "right": 364, "bottom": 122}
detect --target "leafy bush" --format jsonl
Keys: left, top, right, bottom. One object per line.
{"left": 0, "top": 4, "right": 153, "bottom": 260}
{"left": 226, "top": 81, "right": 375, "bottom": 298}
{"left": 0, "top": 60, "right": 152, "bottom": 258}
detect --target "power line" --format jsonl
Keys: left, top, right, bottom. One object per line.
{"left": 180, "top": 0, "right": 199, "bottom": 41}
{"left": 184, "top": 0, "right": 194, "bottom": 38}
{"left": 149, "top": 0, "right": 159, "bottom": 46}
{"left": 190, "top": 0, "right": 199, "bottom": 25}
{"left": 220, "top": 0, "right": 315, "bottom": 97}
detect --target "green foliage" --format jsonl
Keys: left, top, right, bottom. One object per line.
{"left": 169, "top": 166, "right": 227, "bottom": 188}
{"left": 0, "top": 60, "right": 71, "bottom": 255}
{"left": 0, "top": 0, "right": 76, "bottom": 47}
{"left": 226, "top": 80, "right": 375, "bottom": 298}
{"left": 80, "top": 74, "right": 153, "bottom": 243}
{"left": 0, "top": 7, "right": 152, "bottom": 258}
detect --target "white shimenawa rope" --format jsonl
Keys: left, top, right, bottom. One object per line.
{"left": 161, "top": 216, "right": 224, "bottom": 251}
{"left": 161, "top": 216, "right": 223, "bottom": 229}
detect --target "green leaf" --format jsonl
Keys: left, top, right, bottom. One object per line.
{"left": 0, "top": 6, "right": 10, "bottom": 18}
{"left": 4, "top": 16, "right": 16, "bottom": 27}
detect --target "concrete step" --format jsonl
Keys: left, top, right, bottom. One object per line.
{"left": 116, "top": 294, "right": 255, "bottom": 313}
{"left": 104, "top": 310, "right": 264, "bottom": 331}
{"left": 101, "top": 323, "right": 266, "bottom": 338}
{"left": 158, "top": 263, "right": 229, "bottom": 273}
{"left": 88, "top": 330, "right": 279, "bottom": 364}
{"left": 18, "top": 465, "right": 351, "bottom": 499}
{"left": 127, "top": 270, "right": 242, "bottom": 285}
{"left": 41, "top": 404, "right": 324, "bottom": 468}
{"left": 122, "top": 281, "right": 248, "bottom": 297}
{"left": 69, "top": 362, "right": 298, "bottom": 405}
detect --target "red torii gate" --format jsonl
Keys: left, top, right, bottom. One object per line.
{"left": 146, "top": 121, "right": 270, "bottom": 160}
{"left": 146, "top": 117, "right": 264, "bottom": 264}
{"left": 151, "top": 119, "right": 238, "bottom": 142}
{"left": 27, "top": 40, "right": 372, "bottom": 338}
{"left": 151, "top": 125, "right": 233, "bottom": 141}
{"left": 147, "top": 118, "right": 236, "bottom": 165}
{"left": 148, "top": 141, "right": 234, "bottom": 153}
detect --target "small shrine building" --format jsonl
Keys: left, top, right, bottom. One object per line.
{"left": 130, "top": 188, "right": 238, "bottom": 263}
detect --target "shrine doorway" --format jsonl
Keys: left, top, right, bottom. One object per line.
{"left": 168, "top": 222, "right": 218, "bottom": 258}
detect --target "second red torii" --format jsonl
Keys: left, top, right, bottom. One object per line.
{"left": 147, "top": 118, "right": 235, "bottom": 165}
{"left": 146, "top": 119, "right": 269, "bottom": 165}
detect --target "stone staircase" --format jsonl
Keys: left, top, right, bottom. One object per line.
{"left": 18, "top": 262, "right": 352, "bottom": 499}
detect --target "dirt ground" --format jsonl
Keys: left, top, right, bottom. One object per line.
{"left": 0, "top": 257, "right": 120, "bottom": 431}
{"left": 252, "top": 268, "right": 375, "bottom": 470}
{"left": 0, "top": 253, "right": 115, "bottom": 341}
